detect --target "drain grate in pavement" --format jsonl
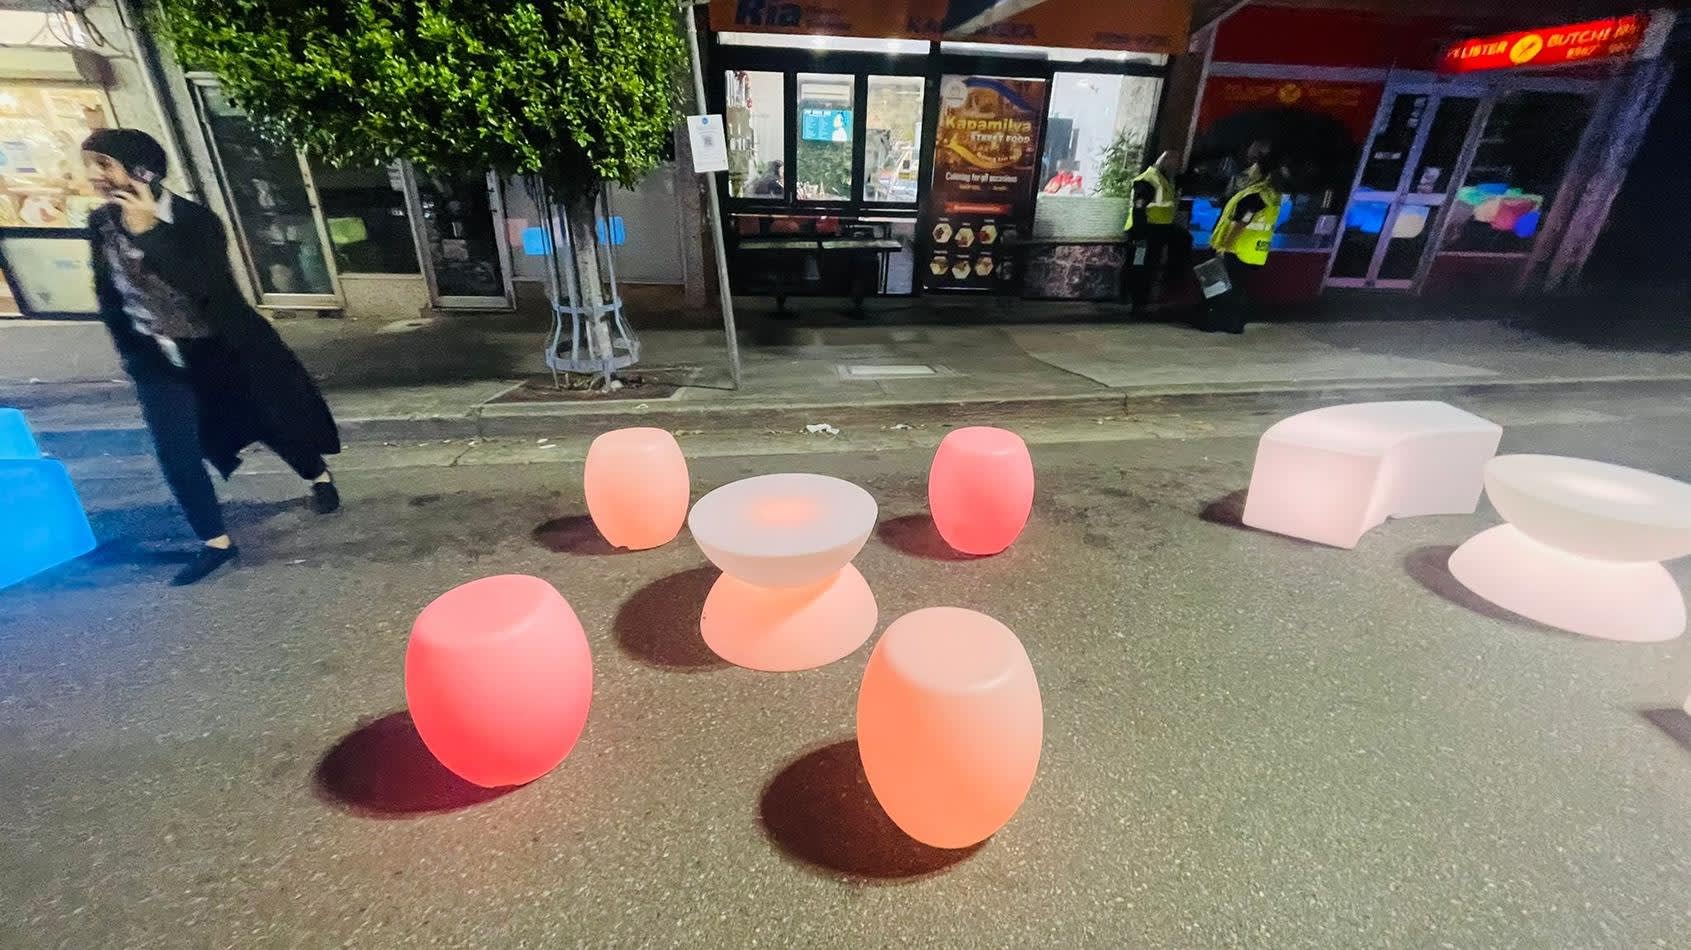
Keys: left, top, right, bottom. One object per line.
{"left": 836, "top": 363, "right": 943, "bottom": 380}
{"left": 489, "top": 373, "right": 682, "bottom": 403}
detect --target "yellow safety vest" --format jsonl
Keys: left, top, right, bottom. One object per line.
{"left": 1211, "top": 179, "right": 1282, "bottom": 266}
{"left": 1125, "top": 165, "right": 1177, "bottom": 232}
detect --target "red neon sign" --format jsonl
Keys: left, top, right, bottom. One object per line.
{"left": 1441, "top": 14, "right": 1651, "bottom": 73}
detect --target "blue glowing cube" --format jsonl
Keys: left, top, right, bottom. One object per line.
{"left": 0, "top": 408, "right": 96, "bottom": 589}
{"left": 0, "top": 407, "right": 40, "bottom": 460}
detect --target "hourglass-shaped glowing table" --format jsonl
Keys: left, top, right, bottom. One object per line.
{"left": 689, "top": 474, "right": 878, "bottom": 671}
{"left": 1449, "top": 455, "right": 1691, "bottom": 643}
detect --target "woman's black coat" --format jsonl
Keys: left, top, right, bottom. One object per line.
{"left": 90, "top": 196, "right": 340, "bottom": 477}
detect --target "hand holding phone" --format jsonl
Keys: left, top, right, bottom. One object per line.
{"left": 111, "top": 170, "right": 160, "bottom": 235}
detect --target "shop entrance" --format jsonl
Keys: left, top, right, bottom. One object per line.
{"left": 1327, "top": 85, "right": 1479, "bottom": 290}
{"left": 1326, "top": 79, "right": 1597, "bottom": 294}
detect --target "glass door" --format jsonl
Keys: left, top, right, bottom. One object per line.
{"left": 1327, "top": 87, "right": 1481, "bottom": 290}
{"left": 402, "top": 166, "right": 514, "bottom": 309}
{"left": 189, "top": 78, "right": 341, "bottom": 309}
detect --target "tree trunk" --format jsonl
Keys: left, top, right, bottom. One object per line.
{"left": 563, "top": 191, "right": 618, "bottom": 385}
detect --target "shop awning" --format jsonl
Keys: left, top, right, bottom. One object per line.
{"left": 1194, "top": 0, "right": 1669, "bottom": 34}
{"left": 710, "top": 0, "right": 1193, "bottom": 57}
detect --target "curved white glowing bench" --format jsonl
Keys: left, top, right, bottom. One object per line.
{"left": 1242, "top": 401, "right": 1502, "bottom": 549}
{"left": 1450, "top": 455, "right": 1691, "bottom": 642}
{"left": 689, "top": 474, "right": 878, "bottom": 671}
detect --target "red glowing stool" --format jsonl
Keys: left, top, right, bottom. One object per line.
{"left": 405, "top": 575, "right": 593, "bottom": 787}
{"left": 689, "top": 473, "right": 878, "bottom": 671}
{"left": 929, "top": 426, "right": 1034, "bottom": 555}
{"left": 857, "top": 607, "right": 1042, "bottom": 848}
{"left": 585, "top": 427, "right": 689, "bottom": 550}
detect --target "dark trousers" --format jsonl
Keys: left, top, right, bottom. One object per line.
{"left": 134, "top": 374, "right": 327, "bottom": 541}
{"left": 1123, "top": 224, "right": 1174, "bottom": 311}
{"left": 1203, "top": 255, "right": 1261, "bottom": 334}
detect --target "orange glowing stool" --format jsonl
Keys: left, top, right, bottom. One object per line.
{"left": 689, "top": 473, "right": 878, "bottom": 671}
{"left": 584, "top": 427, "right": 690, "bottom": 550}
{"left": 929, "top": 427, "right": 1034, "bottom": 555}
{"left": 857, "top": 607, "right": 1042, "bottom": 848}
{"left": 405, "top": 575, "right": 593, "bottom": 787}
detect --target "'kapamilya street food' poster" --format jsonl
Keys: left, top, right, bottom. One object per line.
{"left": 923, "top": 75, "right": 1047, "bottom": 292}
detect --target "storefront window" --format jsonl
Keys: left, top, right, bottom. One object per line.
{"left": 0, "top": 84, "right": 111, "bottom": 316}
{"left": 725, "top": 70, "right": 784, "bottom": 199}
{"left": 0, "top": 85, "right": 110, "bottom": 229}
{"left": 412, "top": 169, "right": 507, "bottom": 300}
{"left": 1442, "top": 91, "right": 1592, "bottom": 254}
{"left": 861, "top": 76, "right": 924, "bottom": 204}
{"left": 1037, "top": 73, "right": 1162, "bottom": 200}
{"left": 196, "top": 84, "right": 335, "bottom": 298}
{"left": 795, "top": 72, "right": 854, "bottom": 201}
{"left": 310, "top": 162, "right": 420, "bottom": 274}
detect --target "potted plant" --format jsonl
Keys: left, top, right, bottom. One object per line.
{"left": 1032, "top": 129, "right": 1144, "bottom": 239}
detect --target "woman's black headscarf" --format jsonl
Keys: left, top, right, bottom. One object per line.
{"left": 80, "top": 128, "right": 168, "bottom": 178}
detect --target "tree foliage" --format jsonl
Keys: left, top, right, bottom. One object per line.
{"left": 155, "top": 0, "right": 685, "bottom": 201}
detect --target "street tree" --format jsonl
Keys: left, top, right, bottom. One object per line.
{"left": 154, "top": 0, "right": 685, "bottom": 386}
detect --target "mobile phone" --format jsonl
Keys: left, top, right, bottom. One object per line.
{"left": 133, "top": 167, "right": 163, "bottom": 199}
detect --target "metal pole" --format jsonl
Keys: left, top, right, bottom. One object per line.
{"left": 682, "top": 0, "right": 743, "bottom": 389}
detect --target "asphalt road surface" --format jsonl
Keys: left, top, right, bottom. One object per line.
{"left": 4, "top": 388, "right": 1691, "bottom": 948}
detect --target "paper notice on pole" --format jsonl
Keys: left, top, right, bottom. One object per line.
{"left": 687, "top": 115, "right": 729, "bottom": 174}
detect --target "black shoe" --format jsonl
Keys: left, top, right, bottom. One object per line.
{"left": 311, "top": 480, "right": 341, "bottom": 514}
{"left": 171, "top": 544, "right": 239, "bottom": 586}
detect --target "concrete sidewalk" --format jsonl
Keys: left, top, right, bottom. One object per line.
{"left": 5, "top": 297, "right": 1691, "bottom": 456}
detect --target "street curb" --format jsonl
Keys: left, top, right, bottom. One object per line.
{"left": 31, "top": 373, "right": 1691, "bottom": 460}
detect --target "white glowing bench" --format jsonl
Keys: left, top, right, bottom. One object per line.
{"left": 1242, "top": 401, "right": 1503, "bottom": 549}
{"left": 1450, "top": 455, "right": 1691, "bottom": 642}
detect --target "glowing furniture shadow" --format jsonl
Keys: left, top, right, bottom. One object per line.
{"left": 585, "top": 427, "right": 689, "bottom": 550}
{"left": 929, "top": 426, "right": 1034, "bottom": 556}
{"left": 1450, "top": 455, "right": 1691, "bottom": 642}
{"left": 857, "top": 607, "right": 1042, "bottom": 849}
{"left": 1242, "top": 401, "right": 1502, "bottom": 549}
{"left": 690, "top": 473, "right": 878, "bottom": 671}
{"left": 405, "top": 574, "right": 594, "bottom": 787}
{"left": 1, "top": 407, "right": 96, "bottom": 590}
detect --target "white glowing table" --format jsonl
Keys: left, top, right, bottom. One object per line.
{"left": 688, "top": 474, "right": 879, "bottom": 671}
{"left": 1450, "top": 455, "right": 1691, "bottom": 642}
{"left": 1242, "top": 401, "right": 1502, "bottom": 549}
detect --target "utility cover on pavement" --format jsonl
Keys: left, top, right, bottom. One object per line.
{"left": 836, "top": 364, "right": 942, "bottom": 380}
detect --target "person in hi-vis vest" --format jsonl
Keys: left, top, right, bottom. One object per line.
{"left": 1122, "top": 150, "right": 1181, "bottom": 314}
{"left": 1203, "top": 162, "right": 1291, "bottom": 335}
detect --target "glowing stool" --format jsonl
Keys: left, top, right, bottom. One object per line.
{"left": 405, "top": 575, "right": 594, "bottom": 787}
{"left": 1, "top": 408, "right": 95, "bottom": 590}
{"left": 929, "top": 426, "right": 1034, "bottom": 555}
{"left": 689, "top": 473, "right": 878, "bottom": 671}
{"left": 0, "top": 408, "right": 41, "bottom": 459}
{"left": 1243, "top": 401, "right": 1502, "bottom": 549}
{"left": 1450, "top": 455, "right": 1691, "bottom": 642}
{"left": 585, "top": 427, "right": 689, "bottom": 550}
{"left": 857, "top": 608, "right": 1042, "bottom": 848}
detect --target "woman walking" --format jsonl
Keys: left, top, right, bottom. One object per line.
{"left": 83, "top": 129, "right": 341, "bottom": 585}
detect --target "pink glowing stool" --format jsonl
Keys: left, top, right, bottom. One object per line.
{"left": 405, "top": 575, "right": 593, "bottom": 787}
{"left": 584, "top": 427, "right": 689, "bottom": 550}
{"left": 1243, "top": 401, "right": 1502, "bottom": 549}
{"left": 857, "top": 608, "right": 1042, "bottom": 848}
{"left": 929, "top": 426, "right": 1034, "bottom": 555}
{"left": 689, "top": 473, "right": 878, "bottom": 671}
{"left": 1450, "top": 455, "right": 1691, "bottom": 642}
